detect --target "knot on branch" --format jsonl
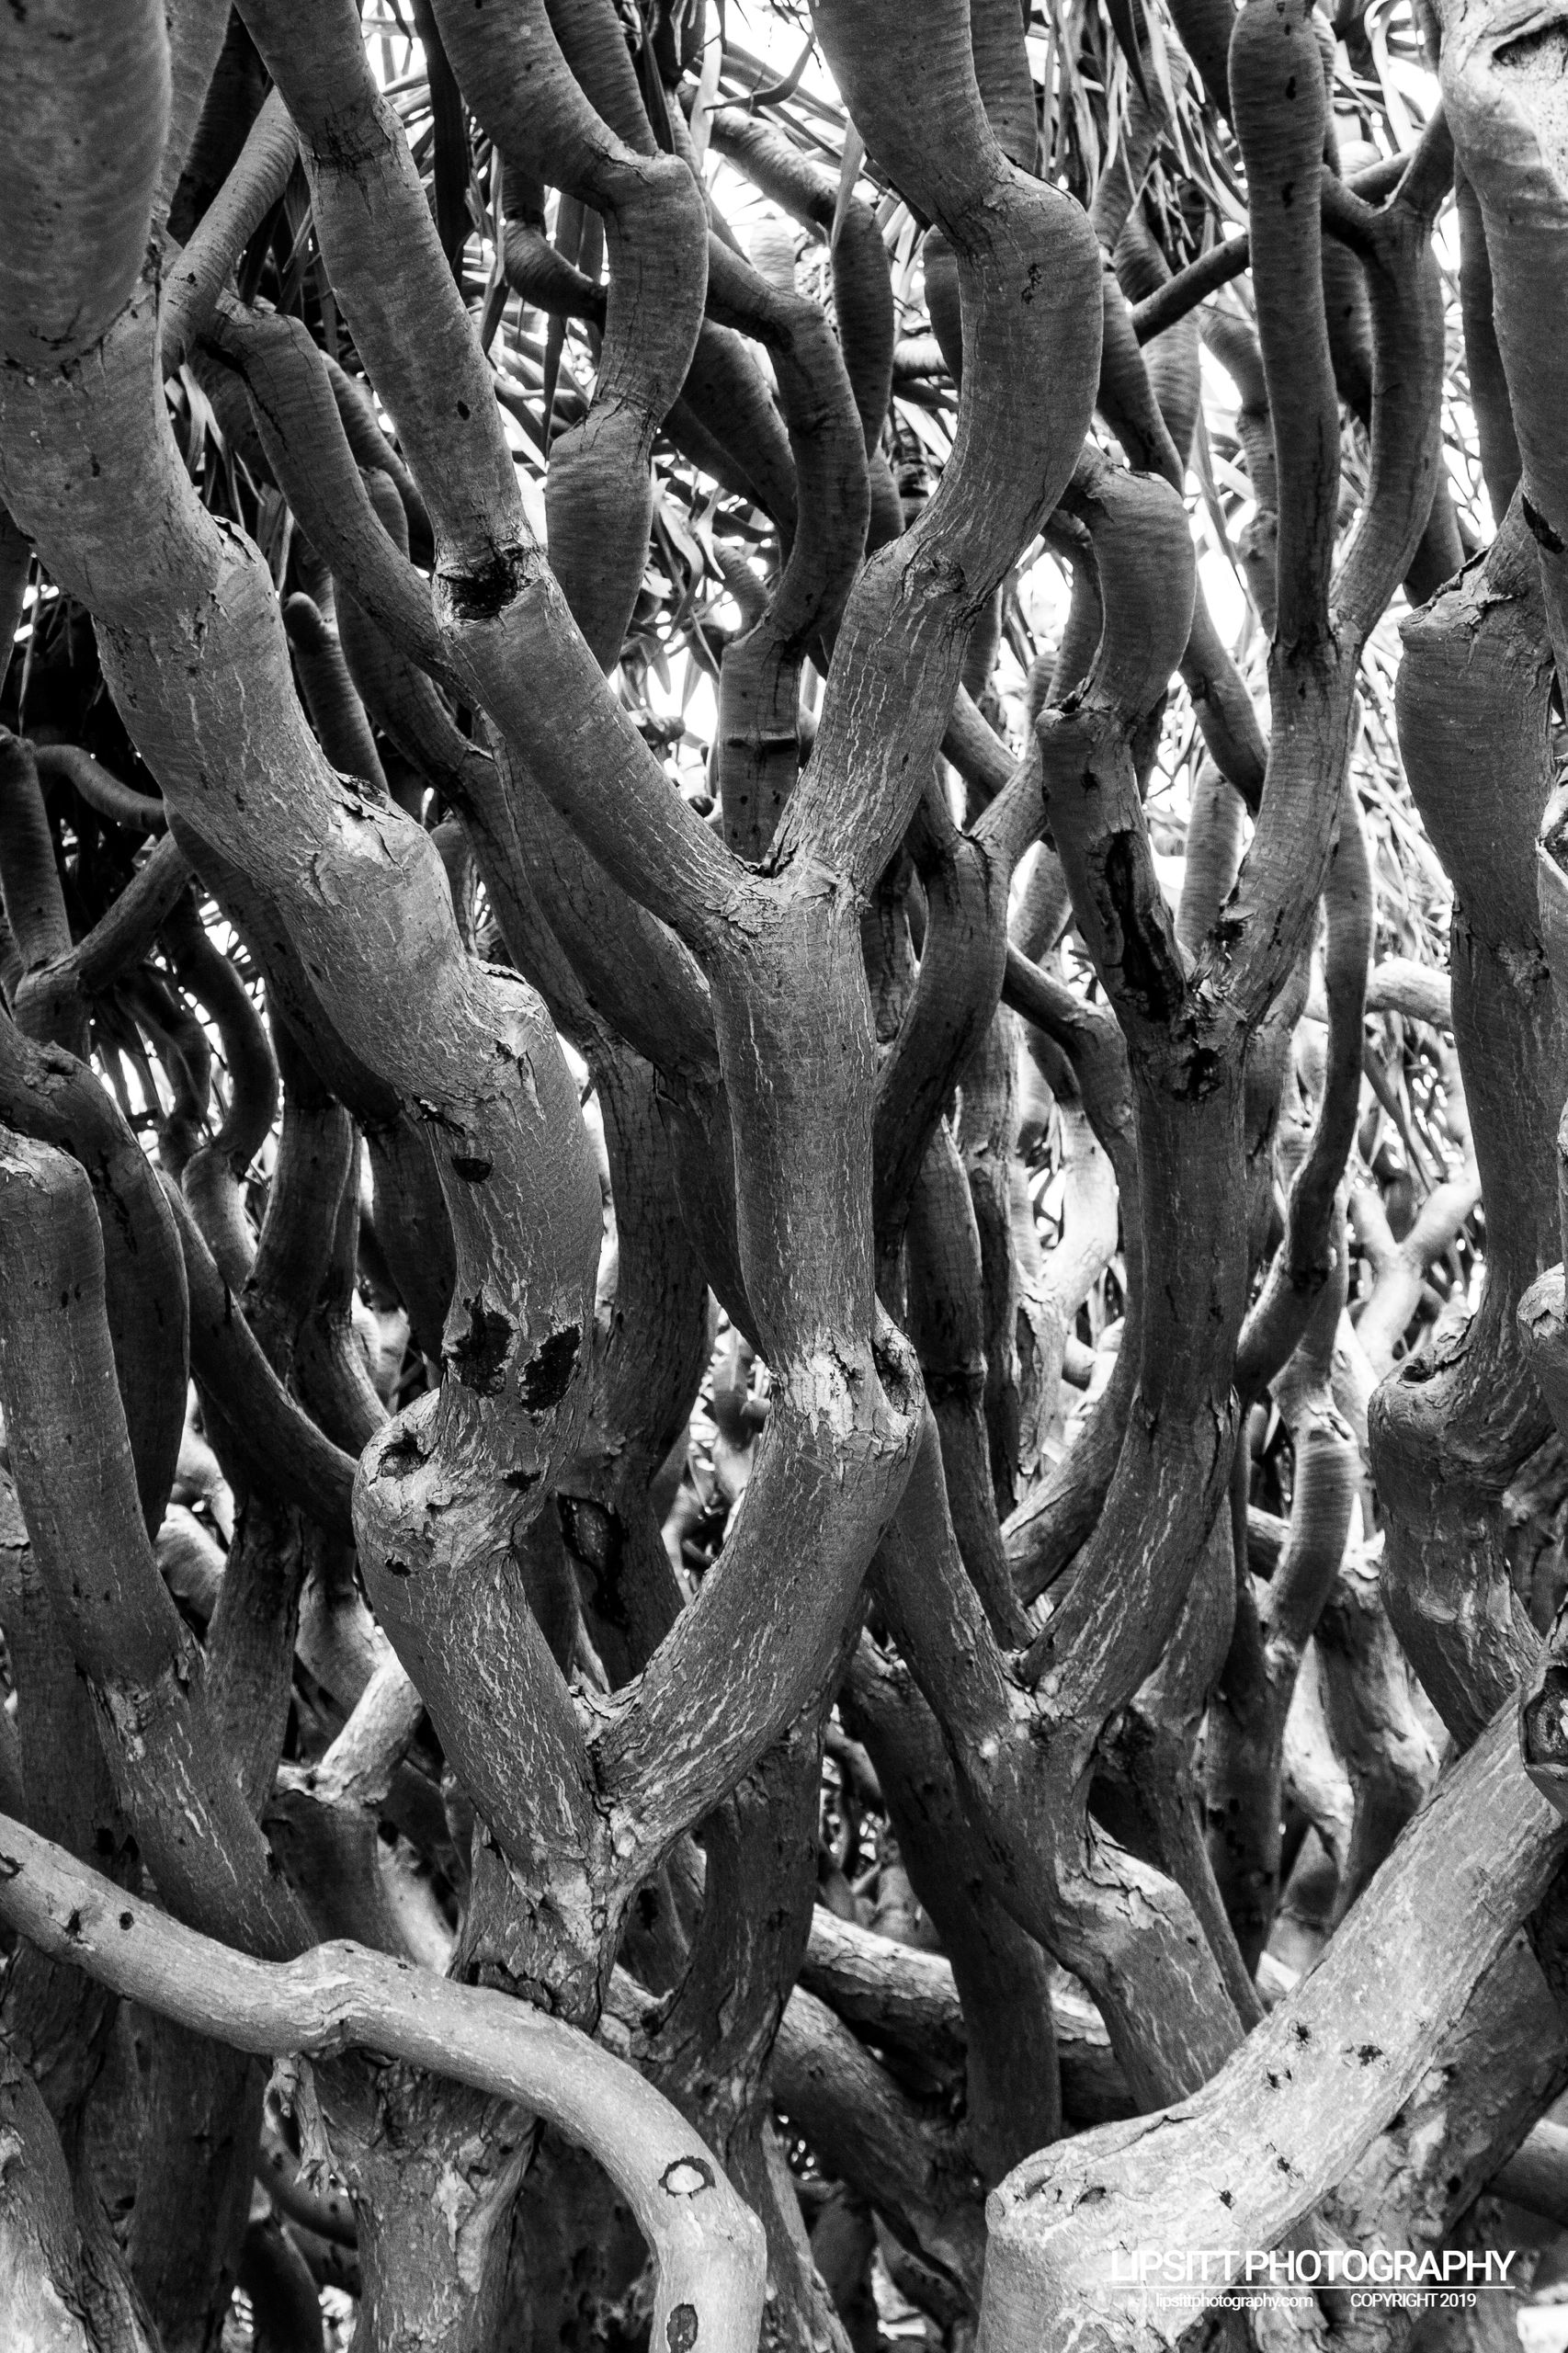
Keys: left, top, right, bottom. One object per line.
{"left": 661, "top": 2154, "right": 716, "bottom": 2199}
{"left": 437, "top": 545, "right": 533, "bottom": 624}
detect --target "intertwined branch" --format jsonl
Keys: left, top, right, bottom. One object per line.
{"left": 0, "top": 0, "right": 1565, "bottom": 2347}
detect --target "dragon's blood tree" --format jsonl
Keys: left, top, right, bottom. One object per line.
{"left": 2, "top": 0, "right": 1568, "bottom": 2347}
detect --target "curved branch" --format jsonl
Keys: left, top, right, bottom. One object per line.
{"left": 1435, "top": 0, "right": 1568, "bottom": 672}
{"left": 0, "top": 1811, "right": 767, "bottom": 2353}
{"left": 282, "top": 593, "right": 391, "bottom": 800}
{"left": 32, "top": 741, "right": 166, "bottom": 834}
{"left": 0, "top": 0, "right": 169, "bottom": 370}
{"left": 634, "top": 1718, "right": 846, "bottom": 2345}
{"left": 0, "top": 734, "right": 83, "bottom": 1057}
{"left": 905, "top": 1163, "right": 1032, "bottom": 1645}
{"left": 8, "top": 832, "right": 189, "bottom": 1050}
{"left": 1095, "top": 273, "right": 1268, "bottom": 806}
{"left": 1228, "top": 0, "right": 1337, "bottom": 650}
{"left": 1455, "top": 160, "right": 1522, "bottom": 525}
{"left": 323, "top": 355, "right": 435, "bottom": 566}
{"left": 703, "top": 234, "right": 869, "bottom": 860}
{"left": 211, "top": 304, "right": 448, "bottom": 675}
{"left": 1372, "top": 505, "right": 1563, "bottom": 1745}
{"left": 983, "top": 1706, "right": 1567, "bottom": 2347}
{"left": 162, "top": 84, "right": 298, "bottom": 370}
{"left": 162, "top": 890, "right": 279, "bottom": 1290}
{"left": 427, "top": 0, "right": 709, "bottom": 669}
{"left": 588, "top": 1312, "right": 923, "bottom": 1908}
{"left": 845, "top": 1636, "right": 1062, "bottom": 2180}
{"left": 0, "top": 1025, "right": 187, "bottom": 1536}
{"left": 872, "top": 1424, "right": 1244, "bottom": 2108}
{"left": 1236, "top": 792, "right": 1372, "bottom": 1401}
{"left": 800, "top": 1906, "right": 968, "bottom": 2075}
{"left": 162, "top": 1176, "right": 358, "bottom": 1538}
{"left": 1128, "top": 145, "right": 1429, "bottom": 345}
{"left": 0, "top": 1130, "right": 304, "bottom": 1961}
{"left": 770, "top": 0, "right": 1102, "bottom": 891}
{"left": 4, "top": 255, "right": 610, "bottom": 1858}
{"left": 874, "top": 794, "right": 1011, "bottom": 1248}
{"left": 708, "top": 105, "right": 895, "bottom": 462}
{"left": 773, "top": 1984, "right": 986, "bottom": 2308}
{"left": 1332, "top": 174, "right": 1452, "bottom": 644}
{"left": 71, "top": 835, "right": 192, "bottom": 992}
{"left": 333, "top": 531, "right": 715, "bottom": 1085}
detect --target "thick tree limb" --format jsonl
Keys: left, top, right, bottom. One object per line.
{"left": 981, "top": 1706, "right": 1568, "bottom": 2350}
{"left": 0, "top": 1812, "right": 767, "bottom": 2353}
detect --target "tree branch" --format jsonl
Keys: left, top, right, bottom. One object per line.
{"left": 0, "top": 1810, "right": 767, "bottom": 2353}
